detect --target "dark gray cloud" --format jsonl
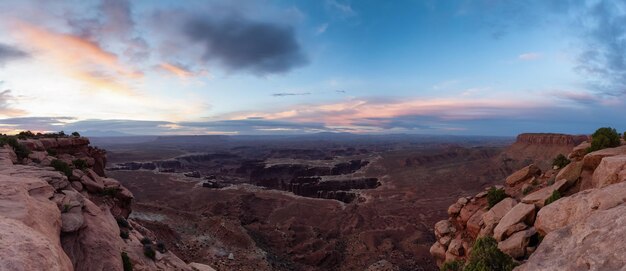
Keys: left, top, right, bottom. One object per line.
{"left": 272, "top": 92, "right": 311, "bottom": 97}
{"left": 0, "top": 43, "right": 29, "bottom": 66}
{"left": 184, "top": 16, "right": 308, "bottom": 74}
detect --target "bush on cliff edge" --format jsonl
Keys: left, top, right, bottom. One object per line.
{"left": 487, "top": 187, "right": 506, "bottom": 209}
{"left": 588, "top": 127, "right": 620, "bottom": 152}
{"left": 464, "top": 237, "right": 516, "bottom": 271}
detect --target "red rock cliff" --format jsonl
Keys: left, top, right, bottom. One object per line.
{"left": 515, "top": 133, "right": 589, "bottom": 146}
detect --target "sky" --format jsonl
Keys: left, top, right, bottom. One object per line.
{"left": 0, "top": 0, "right": 625, "bottom": 136}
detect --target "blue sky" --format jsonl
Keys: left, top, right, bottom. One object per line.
{"left": 0, "top": 0, "right": 624, "bottom": 136}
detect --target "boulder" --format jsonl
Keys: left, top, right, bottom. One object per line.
{"left": 521, "top": 179, "right": 570, "bottom": 208}
{"left": 80, "top": 175, "right": 104, "bottom": 193}
{"left": 458, "top": 203, "right": 481, "bottom": 225}
{"left": 480, "top": 197, "right": 517, "bottom": 237}
{"left": 497, "top": 227, "right": 536, "bottom": 259}
{"left": 439, "top": 236, "right": 452, "bottom": 246}
{"left": 28, "top": 151, "right": 48, "bottom": 161}
{"left": 466, "top": 208, "right": 486, "bottom": 238}
{"left": 365, "top": 259, "right": 398, "bottom": 271}
{"left": 582, "top": 145, "right": 626, "bottom": 171}
{"left": 447, "top": 239, "right": 465, "bottom": 256}
{"left": 555, "top": 160, "right": 582, "bottom": 185}
{"left": 434, "top": 220, "right": 455, "bottom": 238}
{"left": 493, "top": 203, "right": 535, "bottom": 241}
{"left": 568, "top": 141, "right": 590, "bottom": 161}
{"left": 506, "top": 164, "right": 541, "bottom": 186}
{"left": 517, "top": 205, "right": 626, "bottom": 271}
{"left": 0, "top": 165, "right": 70, "bottom": 191}
{"left": 534, "top": 181, "right": 626, "bottom": 235}
{"left": 429, "top": 242, "right": 447, "bottom": 263}
{"left": 504, "top": 222, "right": 527, "bottom": 237}
{"left": 61, "top": 212, "right": 84, "bottom": 232}
{"left": 448, "top": 202, "right": 462, "bottom": 216}
{"left": 590, "top": 155, "right": 626, "bottom": 188}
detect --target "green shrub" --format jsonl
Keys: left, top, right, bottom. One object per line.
{"left": 0, "top": 135, "right": 31, "bottom": 161}
{"left": 71, "top": 131, "right": 81, "bottom": 137}
{"left": 522, "top": 186, "right": 533, "bottom": 195}
{"left": 143, "top": 245, "right": 156, "bottom": 260}
{"left": 544, "top": 190, "right": 561, "bottom": 206}
{"left": 62, "top": 204, "right": 71, "bottom": 213}
{"left": 487, "top": 187, "right": 507, "bottom": 209}
{"left": 116, "top": 217, "right": 130, "bottom": 228}
{"left": 16, "top": 130, "right": 35, "bottom": 139}
{"left": 588, "top": 127, "right": 621, "bottom": 152}
{"left": 552, "top": 154, "right": 570, "bottom": 169}
{"left": 46, "top": 148, "right": 57, "bottom": 156}
{"left": 464, "top": 237, "right": 516, "bottom": 271}
{"left": 623, "top": 131, "right": 626, "bottom": 141}
{"left": 156, "top": 241, "right": 167, "bottom": 253}
{"left": 72, "top": 159, "right": 89, "bottom": 170}
{"left": 140, "top": 237, "right": 152, "bottom": 245}
{"left": 120, "top": 230, "right": 129, "bottom": 239}
{"left": 121, "top": 252, "right": 133, "bottom": 271}
{"left": 51, "top": 159, "right": 73, "bottom": 178}
{"left": 101, "top": 187, "right": 120, "bottom": 197}
{"left": 547, "top": 178, "right": 555, "bottom": 186}
{"left": 441, "top": 259, "right": 464, "bottom": 271}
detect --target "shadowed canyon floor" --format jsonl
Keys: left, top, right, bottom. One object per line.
{"left": 103, "top": 135, "right": 523, "bottom": 271}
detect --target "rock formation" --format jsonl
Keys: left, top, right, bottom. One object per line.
{"left": 0, "top": 136, "right": 217, "bottom": 271}
{"left": 430, "top": 133, "right": 626, "bottom": 270}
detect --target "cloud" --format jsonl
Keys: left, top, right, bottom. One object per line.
{"left": 326, "top": 0, "right": 356, "bottom": 17}
{"left": 573, "top": 1, "right": 626, "bottom": 95}
{"left": 316, "top": 23, "right": 329, "bottom": 34}
{"left": 518, "top": 52, "right": 541, "bottom": 61}
{"left": 15, "top": 23, "right": 142, "bottom": 94}
{"left": 158, "top": 62, "right": 209, "bottom": 79}
{"left": 272, "top": 92, "right": 311, "bottom": 97}
{"left": 183, "top": 16, "right": 308, "bottom": 75}
{"left": 0, "top": 43, "right": 29, "bottom": 66}
{"left": 0, "top": 90, "right": 25, "bottom": 117}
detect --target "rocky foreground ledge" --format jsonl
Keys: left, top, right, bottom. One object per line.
{"left": 431, "top": 134, "right": 626, "bottom": 270}
{"left": 0, "top": 136, "right": 217, "bottom": 271}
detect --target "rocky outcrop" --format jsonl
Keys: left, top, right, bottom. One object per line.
{"left": 431, "top": 133, "right": 626, "bottom": 270}
{"left": 515, "top": 133, "right": 588, "bottom": 146}
{"left": 0, "top": 136, "right": 217, "bottom": 271}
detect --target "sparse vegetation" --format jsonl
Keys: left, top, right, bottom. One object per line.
{"left": 547, "top": 178, "right": 555, "bottom": 186}
{"left": 623, "top": 131, "right": 626, "bottom": 141}
{"left": 101, "top": 187, "right": 120, "bottom": 197}
{"left": 522, "top": 186, "right": 534, "bottom": 195}
{"left": 71, "top": 131, "right": 81, "bottom": 137}
{"left": 62, "top": 204, "right": 71, "bottom": 213}
{"left": 116, "top": 217, "right": 130, "bottom": 228}
{"left": 140, "top": 237, "right": 152, "bottom": 245}
{"left": 544, "top": 190, "right": 562, "bottom": 206}
{"left": 46, "top": 148, "right": 57, "bottom": 156}
{"left": 552, "top": 154, "right": 570, "bottom": 169}
{"left": 120, "top": 230, "right": 129, "bottom": 239}
{"left": 588, "top": 127, "right": 621, "bottom": 152}
{"left": 16, "top": 130, "right": 35, "bottom": 139}
{"left": 441, "top": 259, "right": 464, "bottom": 271}
{"left": 72, "top": 159, "right": 89, "bottom": 170}
{"left": 121, "top": 252, "right": 133, "bottom": 271}
{"left": 0, "top": 135, "right": 31, "bottom": 161}
{"left": 143, "top": 245, "right": 156, "bottom": 260}
{"left": 156, "top": 241, "right": 167, "bottom": 253}
{"left": 464, "top": 237, "right": 516, "bottom": 271}
{"left": 50, "top": 159, "right": 73, "bottom": 178}
{"left": 487, "top": 187, "right": 507, "bottom": 209}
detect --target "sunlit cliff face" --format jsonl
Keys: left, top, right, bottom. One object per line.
{"left": 0, "top": 0, "right": 625, "bottom": 136}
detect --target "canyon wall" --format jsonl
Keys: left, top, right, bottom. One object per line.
{"left": 0, "top": 136, "right": 216, "bottom": 271}
{"left": 430, "top": 133, "right": 626, "bottom": 270}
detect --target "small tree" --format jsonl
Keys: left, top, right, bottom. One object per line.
{"left": 121, "top": 252, "right": 133, "bottom": 271}
{"left": 72, "top": 159, "right": 89, "bottom": 170}
{"left": 552, "top": 154, "right": 570, "bottom": 169}
{"left": 51, "top": 159, "right": 73, "bottom": 178}
{"left": 441, "top": 260, "right": 464, "bottom": 271}
{"left": 143, "top": 245, "right": 156, "bottom": 260}
{"left": 464, "top": 237, "right": 516, "bottom": 271}
{"left": 71, "top": 131, "right": 81, "bottom": 137}
{"left": 487, "top": 187, "right": 507, "bottom": 209}
{"left": 588, "top": 127, "right": 621, "bottom": 152}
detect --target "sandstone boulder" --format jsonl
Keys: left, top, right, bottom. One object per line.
{"left": 517, "top": 205, "right": 626, "bottom": 271}
{"left": 189, "top": 263, "right": 217, "bottom": 271}
{"left": 555, "top": 160, "right": 582, "bottom": 185}
{"left": 0, "top": 165, "right": 70, "bottom": 191}
{"left": 448, "top": 202, "right": 462, "bottom": 216}
{"left": 521, "top": 179, "right": 570, "bottom": 208}
{"left": 497, "top": 227, "right": 535, "bottom": 259}
{"left": 429, "top": 242, "right": 447, "bottom": 264}
{"left": 534, "top": 181, "right": 626, "bottom": 235}
{"left": 434, "top": 220, "right": 455, "bottom": 238}
{"left": 480, "top": 197, "right": 517, "bottom": 237}
{"left": 447, "top": 239, "right": 465, "bottom": 256}
{"left": 568, "top": 141, "right": 590, "bottom": 161}
{"left": 506, "top": 164, "right": 541, "bottom": 186}
{"left": 466, "top": 208, "right": 486, "bottom": 238}
{"left": 80, "top": 175, "right": 104, "bottom": 193}
{"left": 590, "top": 155, "right": 626, "bottom": 188}
{"left": 493, "top": 203, "right": 535, "bottom": 241}
{"left": 582, "top": 145, "right": 626, "bottom": 171}
{"left": 458, "top": 203, "right": 481, "bottom": 225}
